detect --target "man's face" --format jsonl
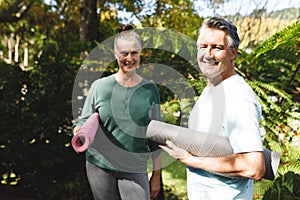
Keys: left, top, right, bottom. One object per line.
{"left": 197, "top": 28, "right": 237, "bottom": 82}
{"left": 115, "top": 39, "right": 141, "bottom": 73}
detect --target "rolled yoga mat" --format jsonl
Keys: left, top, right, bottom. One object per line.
{"left": 147, "top": 120, "right": 280, "bottom": 180}
{"left": 71, "top": 113, "right": 100, "bottom": 153}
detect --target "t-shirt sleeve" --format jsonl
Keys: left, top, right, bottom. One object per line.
{"left": 228, "top": 99, "right": 264, "bottom": 153}
{"left": 148, "top": 83, "right": 162, "bottom": 152}
{"left": 150, "top": 83, "right": 161, "bottom": 121}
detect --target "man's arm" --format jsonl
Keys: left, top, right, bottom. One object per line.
{"left": 160, "top": 140, "right": 265, "bottom": 180}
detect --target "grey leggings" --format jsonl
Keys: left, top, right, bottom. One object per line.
{"left": 86, "top": 161, "right": 150, "bottom": 200}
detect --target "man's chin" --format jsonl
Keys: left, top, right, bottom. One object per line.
{"left": 201, "top": 70, "right": 222, "bottom": 79}
{"left": 200, "top": 69, "right": 217, "bottom": 76}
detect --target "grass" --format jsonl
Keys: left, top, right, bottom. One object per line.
{"left": 149, "top": 152, "right": 188, "bottom": 199}
{"left": 162, "top": 160, "right": 188, "bottom": 200}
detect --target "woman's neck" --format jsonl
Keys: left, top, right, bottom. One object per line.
{"left": 114, "top": 71, "right": 142, "bottom": 87}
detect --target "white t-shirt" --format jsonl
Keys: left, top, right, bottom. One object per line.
{"left": 187, "top": 75, "right": 263, "bottom": 200}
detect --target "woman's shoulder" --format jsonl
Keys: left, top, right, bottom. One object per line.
{"left": 140, "top": 78, "right": 158, "bottom": 88}
{"left": 93, "top": 75, "right": 115, "bottom": 85}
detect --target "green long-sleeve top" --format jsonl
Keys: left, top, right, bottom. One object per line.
{"left": 76, "top": 75, "right": 161, "bottom": 173}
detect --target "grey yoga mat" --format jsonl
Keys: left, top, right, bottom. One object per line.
{"left": 147, "top": 120, "right": 280, "bottom": 180}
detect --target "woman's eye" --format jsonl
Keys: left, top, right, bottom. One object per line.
{"left": 120, "top": 52, "right": 128, "bottom": 56}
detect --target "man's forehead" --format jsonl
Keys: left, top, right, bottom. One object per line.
{"left": 198, "top": 28, "right": 227, "bottom": 44}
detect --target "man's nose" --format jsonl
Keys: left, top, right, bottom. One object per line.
{"left": 206, "top": 46, "right": 213, "bottom": 57}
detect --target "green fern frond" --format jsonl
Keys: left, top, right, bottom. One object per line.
{"left": 237, "top": 21, "right": 300, "bottom": 96}
{"left": 249, "top": 21, "right": 300, "bottom": 200}
{"left": 248, "top": 81, "right": 282, "bottom": 113}
{"left": 257, "top": 96, "right": 270, "bottom": 113}
{"left": 267, "top": 141, "right": 283, "bottom": 153}
{"left": 247, "top": 81, "right": 270, "bottom": 100}
{"left": 289, "top": 146, "right": 300, "bottom": 160}
{"left": 254, "top": 179, "right": 274, "bottom": 198}
{"left": 276, "top": 159, "right": 300, "bottom": 177}
{"left": 287, "top": 160, "right": 300, "bottom": 176}
{"left": 253, "top": 21, "right": 300, "bottom": 59}
{"left": 277, "top": 164, "right": 290, "bottom": 176}
{"left": 249, "top": 80, "right": 292, "bottom": 103}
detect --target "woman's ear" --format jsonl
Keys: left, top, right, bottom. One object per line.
{"left": 114, "top": 49, "right": 118, "bottom": 59}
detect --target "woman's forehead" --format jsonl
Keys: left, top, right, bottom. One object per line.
{"left": 116, "top": 39, "right": 141, "bottom": 51}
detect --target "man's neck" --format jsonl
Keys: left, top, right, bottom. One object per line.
{"left": 207, "top": 69, "right": 236, "bottom": 86}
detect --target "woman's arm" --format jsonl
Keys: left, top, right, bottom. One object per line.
{"left": 149, "top": 152, "right": 162, "bottom": 198}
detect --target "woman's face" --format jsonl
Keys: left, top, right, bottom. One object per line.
{"left": 197, "top": 28, "right": 237, "bottom": 82}
{"left": 115, "top": 39, "right": 141, "bottom": 74}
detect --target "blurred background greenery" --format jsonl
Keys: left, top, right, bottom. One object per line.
{"left": 0, "top": 0, "right": 299, "bottom": 199}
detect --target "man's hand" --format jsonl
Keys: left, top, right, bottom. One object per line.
{"left": 159, "top": 140, "right": 191, "bottom": 161}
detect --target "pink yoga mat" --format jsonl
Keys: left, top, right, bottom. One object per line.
{"left": 72, "top": 113, "right": 100, "bottom": 153}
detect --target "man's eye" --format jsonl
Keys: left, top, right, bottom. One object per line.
{"left": 214, "top": 46, "right": 225, "bottom": 50}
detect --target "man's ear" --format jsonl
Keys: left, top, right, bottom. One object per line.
{"left": 231, "top": 47, "right": 238, "bottom": 60}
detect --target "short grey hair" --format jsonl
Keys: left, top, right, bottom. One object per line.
{"left": 114, "top": 24, "right": 141, "bottom": 51}
{"left": 197, "top": 17, "right": 240, "bottom": 49}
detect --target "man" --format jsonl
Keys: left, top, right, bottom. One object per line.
{"left": 160, "top": 17, "right": 265, "bottom": 200}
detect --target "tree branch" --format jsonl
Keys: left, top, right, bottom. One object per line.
{"left": 0, "top": 0, "right": 34, "bottom": 23}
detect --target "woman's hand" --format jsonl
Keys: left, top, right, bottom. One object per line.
{"left": 73, "top": 126, "right": 81, "bottom": 135}
{"left": 149, "top": 171, "right": 161, "bottom": 199}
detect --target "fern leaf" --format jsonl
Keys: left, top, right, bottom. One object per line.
{"left": 287, "top": 160, "right": 300, "bottom": 176}
{"left": 254, "top": 180, "right": 273, "bottom": 198}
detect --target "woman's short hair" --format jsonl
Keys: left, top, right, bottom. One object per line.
{"left": 114, "top": 24, "right": 141, "bottom": 50}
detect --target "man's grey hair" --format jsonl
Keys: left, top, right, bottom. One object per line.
{"left": 197, "top": 17, "right": 240, "bottom": 49}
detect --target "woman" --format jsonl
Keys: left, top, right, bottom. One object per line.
{"left": 73, "top": 24, "right": 162, "bottom": 200}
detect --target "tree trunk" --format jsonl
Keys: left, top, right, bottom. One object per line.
{"left": 79, "top": 0, "right": 99, "bottom": 43}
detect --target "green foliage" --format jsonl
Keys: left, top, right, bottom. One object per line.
{"left": 162, "top": 160, "right": 188, "bottom": 199}
{"left": 236, "top": 21, "right": 300, "bottom": 199}
{"left": 0, "top": 39, "right": 92, "bottom": 198}
{"left": 1, "top": 0, "right": 299, "bottom": 199}
{"left": 0, "top": 1, "right": 91, "bottom": 196}
{"left": 238, "top": 21, "right": 300, "bottom": 102}
{"left": 263, "top": 172, "right": 300, "bottom": 200}
{"left": 140, "top": 0, "right": 202, "bottom": 39}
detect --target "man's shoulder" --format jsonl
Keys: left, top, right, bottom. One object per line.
{"left": 226, "top": 75, "right": 256, "bottom": 97}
